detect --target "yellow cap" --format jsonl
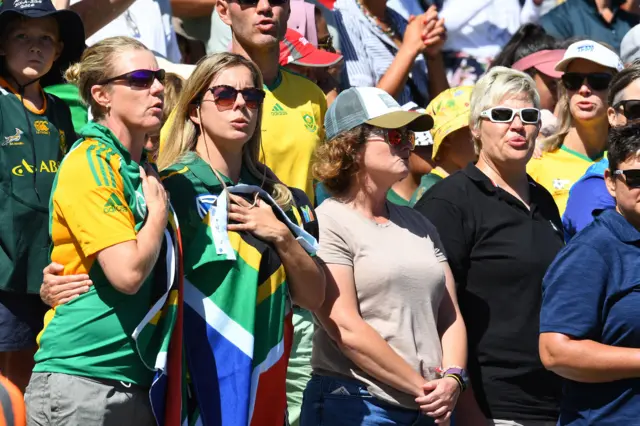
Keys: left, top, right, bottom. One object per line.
{"left": 425, "top": 86, "right": 473, "bottom": 158}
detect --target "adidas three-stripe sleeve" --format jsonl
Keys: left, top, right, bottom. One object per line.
{"left": 51, "top": 140, "right": 137, "bottom": 258}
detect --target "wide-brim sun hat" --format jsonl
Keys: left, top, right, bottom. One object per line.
{"left": 555, "top": 40, "right": 623, "bottom": 73}
{"left": 424, "top": 86, "right": 473, "bottom": 158}
{"left": 0, "top": 0, "right": 85, "bottom": 84}
{"left": 325, "top": 87, "right": 434, "bottom": 142}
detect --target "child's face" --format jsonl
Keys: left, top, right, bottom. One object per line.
{"left": 1, "top": 17, "right": 62, "bottom": 83}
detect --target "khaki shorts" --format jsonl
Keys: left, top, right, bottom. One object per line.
{"left": 25, "top": 372, "right": 155, "bottom": 426}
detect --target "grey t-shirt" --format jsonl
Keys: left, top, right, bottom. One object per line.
{"left": 312, "top": 198, "right": 448, "bottom": 408}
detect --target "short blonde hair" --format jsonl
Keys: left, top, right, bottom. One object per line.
{"left": 65, "top": 36, "right": 149, "bottom": 120}
{"left": 469, "top": 66, "right": 541, "bottom": 152}
{"left": 157, "top": 52, "right": 293, "bottom": 209}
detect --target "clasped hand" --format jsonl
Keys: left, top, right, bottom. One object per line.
{"left": 227, "top": 193, "right": 290, "bottom": 244}
{"left": 404, "top": 5, "right": 447, "bottom": 58}
{"left": 415, "top": 376, "right": 461, "bottom": 424}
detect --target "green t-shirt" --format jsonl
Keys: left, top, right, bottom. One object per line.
{"left": 0, "top": 77, "right": 75, "bottom": 293}
{"left": 161, "top": 153, "right": 319, "bottom": 248}
{"left": 408, "top": 173, "right": 445, "bottom": 207}
{"left": 34, "top": 122, "right": 158, "bottom": 386}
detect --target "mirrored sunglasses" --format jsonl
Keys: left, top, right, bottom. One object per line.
{"left": 98, "top": 69, "right": 166, "bottom": 88}
{"left": 368, "top": 128, "right": 416, "bottom": 150}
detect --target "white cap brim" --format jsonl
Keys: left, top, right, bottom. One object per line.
{"left": 554, "top": 40, "right": 623, "bottom": 72}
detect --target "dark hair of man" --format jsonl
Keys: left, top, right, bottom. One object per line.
{"left": 608, "top": 123, "right": 640, "bottom": 173}
{"left": 490, "top": 24, "right": 557, "bottom": 73}
{"left": 608, "top": 64, "right": 640, "bottom": 106}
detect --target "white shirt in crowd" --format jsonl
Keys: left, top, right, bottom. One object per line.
{"left": 72, "top": 0, "right": 181, "bottom": 63}
{"left": 384, "top": 0, "right": 548, "bottom": 59}
{"left": 439, "top": 0, "right": 545, "bottom": 58}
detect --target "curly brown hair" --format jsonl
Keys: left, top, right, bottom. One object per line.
{"left": 313, "top": 124, "right": 369, "bottom": 197}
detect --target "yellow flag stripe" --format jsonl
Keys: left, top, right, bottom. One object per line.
{"left": 256, "top": 265, "right": 286, "bottom": 305}
{"left": 228, "top": 231, "right": 261, "bottom": 271}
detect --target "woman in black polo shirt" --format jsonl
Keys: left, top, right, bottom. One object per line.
{"left": 414, "top": 66, "right": 563, "bottom": 426}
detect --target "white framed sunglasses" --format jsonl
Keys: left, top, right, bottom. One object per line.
{"left": 480, "top": 107, "right": 540, "bottom": 124}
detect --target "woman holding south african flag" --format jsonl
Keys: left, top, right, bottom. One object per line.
{"left": 38, "top": 48, "right": 326, "bottom": 425}
{"left": 155, "top": 52, "right": 326, "bottom": 426}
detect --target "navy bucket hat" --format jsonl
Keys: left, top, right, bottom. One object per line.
{"left": 0, "top": 0, "right": 85, "bottom": 85}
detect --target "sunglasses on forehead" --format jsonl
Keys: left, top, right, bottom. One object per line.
{"left": 480, "top": 107, "right": 540, "bottom": 124}
{"left": 206, "top": 85, "right": 266, "bottom": 110}
{"left": 613, "top": 99, "right": 640, "bottom": 122}
{"left": 614, "top": 169, "right": 640, "bottom": 188}
{"left": 98, "top": 69, "right": 166, "bottom": 88}
{"left": 561, "top": 72, "right": 612, "bottom": 91}
{"left": 367, "top": 128, "right": 416, "bottom": 150}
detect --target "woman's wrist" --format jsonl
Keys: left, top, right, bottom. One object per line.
{"left": 443, "top": 374, "right": 463, "bottom": 391}
{"left": 272, "top": 229, "right": 295, "bottom": 248}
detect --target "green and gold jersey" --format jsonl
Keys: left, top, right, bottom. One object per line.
{"left": 34, "top": 122, "right": 156, "bottom": 386}
{"left": 0, "top": 76, "right": 75, "bottom": 293}
{"left": 260, "top": 68, "right": 327, "bottom": 202}
{"left": 527, "top": 145, "right": 603, "bottom": 215}
{"left": 161, "top": 153, "right": 319, "bottom": 249}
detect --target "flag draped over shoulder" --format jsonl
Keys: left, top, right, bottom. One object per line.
{"left": 132, "top": 183, "right": 318, "bottom": 426}
{"left": 183, "top": 184, "right": 317, "bottom": 426}
{"left": 132, "top": 205, "right": 185, "bottom": 426}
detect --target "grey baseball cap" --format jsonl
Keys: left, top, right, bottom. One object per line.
{"left": 324, "top": 87, "right": 434, "bottom": 142}
{"left": 621, "top": 24, "right": 640, "bottom": 65}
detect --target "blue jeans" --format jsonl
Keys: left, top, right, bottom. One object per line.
{"left": 300, "top": 374, "right": 436, "bottom": 426}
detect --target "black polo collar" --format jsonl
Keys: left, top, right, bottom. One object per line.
{"left": 461, "top": 163, "right": 541, "bottom": 214}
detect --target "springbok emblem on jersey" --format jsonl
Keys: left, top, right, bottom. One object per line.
{"left": 3, "top": 128, "right": 23, "bottom": 146}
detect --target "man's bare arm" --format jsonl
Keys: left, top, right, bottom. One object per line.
{"left": 53, "top": 0, "right": 138, "bottom": 39}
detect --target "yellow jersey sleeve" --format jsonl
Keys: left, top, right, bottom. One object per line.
{"left": 52, "top": 140, "right": 137, "bottom": 258}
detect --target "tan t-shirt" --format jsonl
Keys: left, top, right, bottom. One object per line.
{"left": 312, "top": 198, "right": 448, "bottom": 408}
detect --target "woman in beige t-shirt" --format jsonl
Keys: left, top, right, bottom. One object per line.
{"left": 300, "top": 87, "right": 468, "bottom": 426}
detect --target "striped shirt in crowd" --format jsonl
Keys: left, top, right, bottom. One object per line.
{"left": 334, "top": 0, "right": 430, "bottom": 106}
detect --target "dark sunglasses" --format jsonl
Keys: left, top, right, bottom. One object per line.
{"left": 614, "top": 169, "right": 640, "bottom": 188}
{"left": 234, "top": 0, "right": 288, "bottom": 6}
{"left": 561, "top": 72, "right": 612, "bottom": 91}
{"left": 613, "top": 99, "right": 640, "bottom": 122}
{"left": 99, "top": 69, "right": 166, "bottom": 88}
{"left": 369, "top": 128, "right": 416, "bottom": 150}
{"left": 480, "top": 107, "right": 540, "bottom": 124}
{"left": 207, "top": 85, "right": 266, "bottom": 110}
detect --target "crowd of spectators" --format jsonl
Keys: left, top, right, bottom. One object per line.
{"left": 2, "top": 0, "right": 640, "bottom": 425}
